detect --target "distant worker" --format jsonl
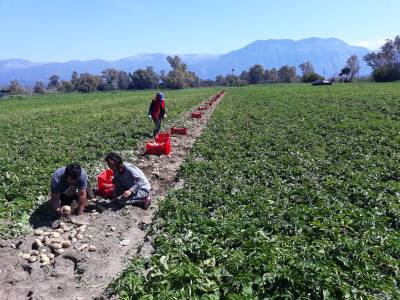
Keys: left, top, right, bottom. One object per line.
{"left": 148, "top": 91, "right": 166, "bottom": 139}
{"left": 104, "top": 152, "right": 152, "bottom": 209}
{"left": 50, "top": 163, "right": 93, "bottom": 216}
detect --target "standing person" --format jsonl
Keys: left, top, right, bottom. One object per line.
{"left": 104, "top": 152, "right": 152, "bottom": 209}
{"left": 50, "top": 163, "right": 93, "bottom": 216}
{"left": 148, "top": 91, "right": 166, "bottom": 139}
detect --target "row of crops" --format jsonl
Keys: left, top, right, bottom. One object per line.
{"left": 0, "top": 88, "right": 217, "bottom": 238}
{"left": 114, "top": 83, "right": 400, "bottom": 298}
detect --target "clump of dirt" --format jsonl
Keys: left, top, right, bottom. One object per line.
{"left": 0, "top": 92, "right": 225, "bottom": 300}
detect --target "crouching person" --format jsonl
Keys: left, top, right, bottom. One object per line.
{"left": 104, "top": 152, "right": 151, "bottom": 209}
{"left": 50, "top": 163, "right": 93, "bottom": 216}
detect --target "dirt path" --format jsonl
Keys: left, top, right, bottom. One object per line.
{"left": 0, "top": 91, "right": 224, "bottom": 300}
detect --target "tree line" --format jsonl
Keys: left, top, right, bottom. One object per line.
{"left": 3, "top": 35, "right": 400, "bottom": 96}
{"left": 4, "top": 55, "right": 201, "bottom": 95}
{"left": 364, "top": 35, "right": 400, "bottom": 82}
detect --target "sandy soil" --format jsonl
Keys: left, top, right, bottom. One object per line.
{"left": 0, "top": 92, "right": 224, "bottom": 300}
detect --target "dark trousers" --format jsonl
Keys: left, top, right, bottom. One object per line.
{"left": 153, "top": 118, "right": 161, "bottom": 139}
{"left": 116, "top": 188, "right": 150, "bottom": 206}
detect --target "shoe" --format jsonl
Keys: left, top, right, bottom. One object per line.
{"left": 141, "top": 196, "right": 151, "bottom": 210}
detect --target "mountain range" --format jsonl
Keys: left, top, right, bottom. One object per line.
{"left": 0, "top": 38, "right": 371, "bottom": 86}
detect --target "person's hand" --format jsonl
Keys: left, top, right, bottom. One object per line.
{"left": 164, "top": 114, "right": 167, "bottom": 118}
{"left": 123, "top": 190, "right": 132, "bottom": 198}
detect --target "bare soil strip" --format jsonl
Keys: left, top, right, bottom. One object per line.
{"left": 0, "top": 92, "right": 224, "bottom": 300}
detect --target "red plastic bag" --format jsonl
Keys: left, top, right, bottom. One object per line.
{"left": 97, "top": 169, "right": 114, "bottom": 198}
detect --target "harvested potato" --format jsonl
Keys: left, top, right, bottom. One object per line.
{"left": 55, "top": 228, "right": 64, "bottom": 234}
{"left": 44, "top": 237, "right": 51, "bottom": 246}
{"left": 51, "top": 238, "right": 63, "bottom": 244}
{"left": 51, "top": 232, "right": 61, "bottom": 238}
{"left": 55, "top": 249, "right": 64, "bottom": 255}
{"left": 70, "top": 217, "right": 89, "bottom": 226}
{"left": 76, "top": 234, "right": 84, "bottom": 240}
{"left": 47, "top": 253, "right": 55, "bottom": 259}
{"left": 22, "top": 253, "right": 31, "bottom": 260}
{"left": 50, "top": 243, "right": 62, "bottom": 250}
{"left": 29, "top": 250, "right": 39, "bottom": 256}
{"left": 40, "top": 248, "right": 47, "bottom": 254}
{"left": 61, "top": 205, "right": 71, "bottom": 215}
{"left": 28, "top": 256, "right": 37, "bottom": 263}
{"left": 40, "top": 255, "right": 50, "bottom": 263}
{"left": 77, "top": 225, "right": 86, "bottom": 233}
{"left": 34, "top": 229, "right": 44, "bottom": 236}
{"left": 61, "top": 241, "right": 71, "bottom": 248}
{"left": 33, "top": 239, "right": 43, "bottom": 249}
{"left": 88, "top": 245, "right": 96, "bottom": 252}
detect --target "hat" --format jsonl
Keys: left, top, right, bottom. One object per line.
{"left": 156, "top": 92, "right": 165, "bottom": 99}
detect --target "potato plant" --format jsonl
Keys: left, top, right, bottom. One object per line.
{"left": 0, "top": 88, "right": 216, "bottom": 237}
{"left": 114, "top": 83, "right": 400, "bottom": 299}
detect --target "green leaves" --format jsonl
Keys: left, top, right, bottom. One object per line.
{"left": 0, "top": 88, "right": 216, "bottom": 238}
{"left": 114, "top": 83, "right": 400, "bottom": 298}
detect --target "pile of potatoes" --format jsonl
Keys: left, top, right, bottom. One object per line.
{"left": 20, "top": 207, "right": 97, "bottom": 266}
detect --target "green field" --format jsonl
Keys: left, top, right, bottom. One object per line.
{"left": 0, "top": 88, "right": 217, "bottom": 237}
{"left": 114, "top": 83, "right": 400, "bottom": 298}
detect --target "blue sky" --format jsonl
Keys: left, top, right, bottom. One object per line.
{"left": 0, "top": 0, "right": 398, "bottom": 62}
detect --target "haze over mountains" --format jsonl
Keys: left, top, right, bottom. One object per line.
{"left": 0, "top": 38, "right": 370, "bottom": 86}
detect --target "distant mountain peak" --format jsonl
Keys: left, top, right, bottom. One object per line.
{"left": 0, "top": 37, "right": 371, "bottom": 85}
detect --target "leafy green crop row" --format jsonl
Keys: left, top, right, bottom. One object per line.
{"left": 0, "top": 88, "right": 217, "bottom": 238}
{"left": 114, "top": 83, "right": 400, "bottom": 299}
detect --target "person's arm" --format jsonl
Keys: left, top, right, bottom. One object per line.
{"left": 148, "top": 100, "right": 154, "bottom": 117}
{"left": 51, "top": 192, "right": 62, "bottom": 215}
{"left": 78, "top": 188, "right": 87, "bottom": 215}
{"left": 122, "top": 171, "right": 142, "bottom": 198}
{"left": 160, "top": 99, "right": 166, "bottom": 119}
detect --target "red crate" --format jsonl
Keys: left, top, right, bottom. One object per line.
{"left": 146, "top": 141, "right": 170, "bottom": 155}
{"left": 171, "top": 127, "right": 188, "bottom": 135}
{"left": 191, "top": 112, "right": 202, "bottom": 118}
{"left": 145, "top": 132, "right": 170, "bottom": 155}
{"left": 97, "top": 169, "right": 115, "bottom": 198}
{"left": 155, "top": 132, "right": 170, "bottom": 143}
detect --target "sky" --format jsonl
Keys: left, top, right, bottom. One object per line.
{"left": 0, "top": 0, "right": 398, "bottom": 62}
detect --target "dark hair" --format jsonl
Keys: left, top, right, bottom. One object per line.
{"left": 105, "top": 152, "right": 123, "bottom": 166}
{"left": 65, "top": 163, "right": 82, "bottom": 180}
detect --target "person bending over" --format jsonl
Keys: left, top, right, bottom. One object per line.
{"left": 50, "top": 163, "right": 93, "bottom": 216}
{"left": 104, "top": 152, "right": 151, "bottom": 209}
